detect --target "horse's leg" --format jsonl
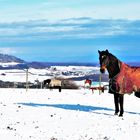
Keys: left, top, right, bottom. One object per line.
{"left": 50, "top": 87, "right": 53, "bottom": 91}
{"left": 59, "top": 86, "right": 61, "bottom": 92}
{"left": 114, "top": 94, "right": 119, "bottom": 115}
{"left": 119, "top": 94, "right": 124, "bottom": 117}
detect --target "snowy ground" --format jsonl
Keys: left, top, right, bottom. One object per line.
{"left": 0, "top": 88, "right": 140, "bottom": 140}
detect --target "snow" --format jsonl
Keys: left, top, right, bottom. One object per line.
{"left": 0, "top": 88, "right": 140, "bottom": 140}
{"left": 0, "top": 66, "right": 140, "bottom": 140}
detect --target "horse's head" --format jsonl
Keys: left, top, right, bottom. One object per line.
{"left": 43, "top": 79, "right": 51, "bottom": 87}
{"left": 98, "top": 49, "right": 110, "bottom": 73}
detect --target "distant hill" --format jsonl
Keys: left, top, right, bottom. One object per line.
{"left": 0, "top": 54, "right": 28, "bottom": 69}
{"left": 0, "top": 53, "right": 139, "bottom": 69}
{"left": 27, "top": 62, "right": 48, "bottom": 69}
{"left": 127, "top": 62, "right": 140, "bottom": 67}
{"left": 0, "top": 53, "right": 25, "bottom": 63}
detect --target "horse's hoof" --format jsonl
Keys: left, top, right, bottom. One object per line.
{"left": 119, "top": 114, "right": 123, "bottom": 117}
{"left": 114, "top": 113, "right": 118, "bottom": 115}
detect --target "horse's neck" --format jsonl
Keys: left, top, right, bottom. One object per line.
{"left": 107, "top": 56, "right": 121, "bottom": 79}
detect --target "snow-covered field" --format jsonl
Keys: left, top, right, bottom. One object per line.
{"left": 0, "top": 88, "right": 140, "bottom": 140}
{"left": 0, "top": 65, "right": 140, "bottom": 140}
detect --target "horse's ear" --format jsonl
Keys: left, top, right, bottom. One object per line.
{"left": 106, "top": 49, "right": 109, "bottom": 53}
{"left": 98, "top": 50, "right": 101, "bottom": 54}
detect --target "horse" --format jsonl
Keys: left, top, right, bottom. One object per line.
{"left": 98, "top": 49, "right": 140, "bottom": 117}
{"left": 43, "top": 79, "right": 62, "bottom": 92}
{"left": 84, "top": 79, "right": 92, "bottom": 89}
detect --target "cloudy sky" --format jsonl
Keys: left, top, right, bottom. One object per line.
{"left": 0, "top": 0, "right": 140, "bottom": 63}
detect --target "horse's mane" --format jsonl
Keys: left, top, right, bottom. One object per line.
{"left": 108, "top": 52, "right": 119, "bottom": 61}
{"left": 107, "top": 52, "right": 121, "bottom": 66}
{"left": 106, "top": 52, "right": 122, "bottom": 78}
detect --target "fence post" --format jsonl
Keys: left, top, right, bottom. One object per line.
{"left": 41, "top": 81, "right": 43, "bottom": 89}
{"left": 99, "top": 73, "right": 102, "bottom": 94}
{"left": 26, "top": 69, "right": 29, "bottom": 92}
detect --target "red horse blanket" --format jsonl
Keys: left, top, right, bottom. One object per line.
{"left": 110, "top": 62, "right": 140, "bottom": 94}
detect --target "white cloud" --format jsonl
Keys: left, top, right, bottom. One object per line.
{"left": 0, "top": 48, "right": 17, "bottom": 54}
{"left": 0, "top": 1, "right": 140, "bottom": 23}
{"left": 0, "top": 18, "right": 139, "bottom": 42}
{"left": 89, "top": 3, "right": 140, "bottom": 20}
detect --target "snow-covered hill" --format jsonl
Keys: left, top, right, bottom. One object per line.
{"left": 0, "top": 66, "right": 108, "bottom": 84}
{"left": 0, "top": 53, "right": 107, "bottom": 82}
{"left": 0, "top": 88, "right": 140, "bottom": 140}
{"left": 0, "top": 54, "right": 24, "bottom": 63}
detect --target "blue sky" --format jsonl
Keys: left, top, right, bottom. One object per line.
{"left": 0, "top": 0, "right": 140, "bottom": 63}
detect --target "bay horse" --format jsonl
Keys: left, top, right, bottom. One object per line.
{"left": 43, "top": 79, "right": 62, "bottom": 92}
{"left": 98, "top": 49, "right": 140, "bottom": 117}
